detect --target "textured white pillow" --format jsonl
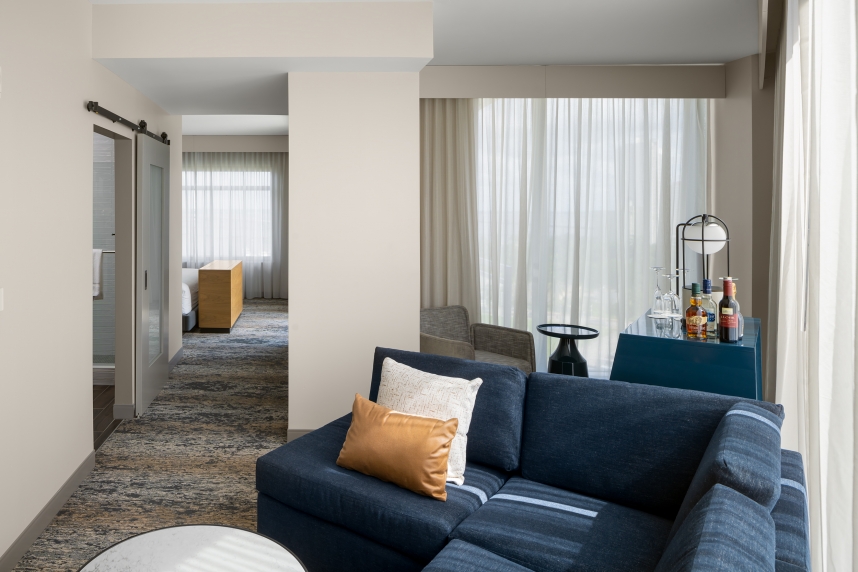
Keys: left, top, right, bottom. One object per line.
{"left": 376, "top": 358, "right": 482, "bottom": 485}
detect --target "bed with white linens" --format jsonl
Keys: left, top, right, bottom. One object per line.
{"left": 182, "top": 268, "right": 199, "bottom": 331}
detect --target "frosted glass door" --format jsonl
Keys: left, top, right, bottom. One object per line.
{"left": 136, "top": 134, "right": 170, "bottom": 416}
{"left": 148, "top": 164, "right": 163, "bottom": 365}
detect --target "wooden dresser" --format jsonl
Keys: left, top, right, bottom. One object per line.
{"left": 199, "top": 260, "right": 243, "bottom": 332}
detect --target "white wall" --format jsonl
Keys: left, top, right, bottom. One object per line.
{"left": 289, "top": 73, "right": 420, "bottom": 430}
{"left": 0, "top": 0, "right": 181, "bottom": 563}
{"left": 183, "top": 136, "right": 289, "bottom": 153}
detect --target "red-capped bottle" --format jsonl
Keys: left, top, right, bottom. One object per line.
{"left": 719, "top": 278, "right": 740, "bottom": 343}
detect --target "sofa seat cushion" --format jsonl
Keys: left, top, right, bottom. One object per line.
{"left": 256, "top": 414, "right": 509, "bottom": 562}
{"left": 773, "top": 450, "right": 810, "bottom": 572}
{"left": 474, "top": 350, "right": 533, "bottom": 374}
{"left": 424, "top": 540, "right": 536, "bottom": 572}
{"left": 449, "top": 477, "right": 672, "bottom": 572}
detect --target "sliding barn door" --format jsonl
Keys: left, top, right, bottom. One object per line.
{"left": 136, "top": 134, "right": 170, "bottom": 415}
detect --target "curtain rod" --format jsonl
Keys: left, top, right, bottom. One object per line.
{"left": 86, "top": 101, "right": 170, "bottom": 145}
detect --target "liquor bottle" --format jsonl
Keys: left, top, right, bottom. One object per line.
{"left": 701, "top": 279, "right": 718, "bottom": 339}
{"left": 719, "top": 278, "right": 740, "bottom": 343}
{"left": 733, "top": 282, "right": 745, "bottom": 340}
{"left": 685, "top": 282, "right": 707, "bottom": 340}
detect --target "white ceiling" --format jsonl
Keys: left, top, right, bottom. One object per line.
{"left": 98, "top": 58, "right": 290, "bottom": 115}
{"left": 183, "top": 115, "right": 289, "bottom": 135}
{"left": 93, "top": 0, "right": 759, "bottom": 116}
{"left": 92, "top": 0, "right": 759, "bottom": 66}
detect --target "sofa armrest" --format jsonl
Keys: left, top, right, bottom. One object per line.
{"left": 471, "top": 323, "right": 535, "bottom": 372}
{"left": 420, "top": 333, "right": 476, "bottom": 361}
{"left": 669, "top": 402, "right": 783, "bottom": 541}
{"left": 655, "top": 484, "right": 776, "bottom": 572}
{"left": 772, "top": 450, "right": 810, "bottom": 572}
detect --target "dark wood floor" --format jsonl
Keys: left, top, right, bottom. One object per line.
{"left": 93, "top": 369, "right": 121, "bottom": 450}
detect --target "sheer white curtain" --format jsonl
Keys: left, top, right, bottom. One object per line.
{"left": 182, "top": 152, "right": 288, "bottom": 299}
{"left": 770, "top": 0, "right": 858, "bottom": 568}
{"left": 475, "top": 98, "right": 707, "bottom": 376}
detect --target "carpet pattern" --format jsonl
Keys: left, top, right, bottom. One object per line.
{"left": 14, "top": 299, "right": 289, "bottom": 571}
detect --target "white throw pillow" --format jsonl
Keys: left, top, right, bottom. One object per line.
{"left": 376, "top": 358, "right": 482, "bottom": 486}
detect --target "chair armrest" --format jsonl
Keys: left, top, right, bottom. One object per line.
{"left": 471, "top": 323, "right": 536, "bottom": 372}
{"left": 420, "top": 333, "right": 476, "bottom": 361}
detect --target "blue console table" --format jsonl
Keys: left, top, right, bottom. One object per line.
{"left": 609, "top": 313, "right": 762, "bottom": 400}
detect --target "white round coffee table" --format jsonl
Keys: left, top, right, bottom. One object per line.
{"left": 78, "top": 525, "right": 306, "bottom": 572}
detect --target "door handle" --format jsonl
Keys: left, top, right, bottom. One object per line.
{"left": 145, "top": 270, "right": 148, "bottom": 290}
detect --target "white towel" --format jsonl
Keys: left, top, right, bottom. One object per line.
{"left": 93, "top": 249, "right": 103, "bottom": 299}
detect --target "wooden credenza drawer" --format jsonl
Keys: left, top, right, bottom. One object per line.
{"left": 199, "top": 260, "right": 243, "bottom": 332}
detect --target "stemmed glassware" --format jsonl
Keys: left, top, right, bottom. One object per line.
{"left": 649, "top": 266, "right": 665, "bottom": 316}
{"left": 661, "top": 271, "right": 683, "bottom": 318}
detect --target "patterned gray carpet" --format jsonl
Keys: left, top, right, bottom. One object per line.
{"left": 14, "top": 299, "right": 289, "bottom": 571}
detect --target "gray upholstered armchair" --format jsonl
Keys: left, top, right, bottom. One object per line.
{"left": 419, "top": 305, "right": 536, "bottom": 374}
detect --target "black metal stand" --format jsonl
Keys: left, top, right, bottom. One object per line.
{"left": 537, "top": 324, "right": 599, "bottom": 378}
{"left": 548, "top": 338, "right": 589, "bottom": 377}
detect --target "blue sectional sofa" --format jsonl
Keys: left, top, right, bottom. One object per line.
{"left": 257, "top": 347, "right": 810, "bottom": 572}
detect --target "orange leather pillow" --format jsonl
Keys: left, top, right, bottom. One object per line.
{"left": 336, "top": 394, "right": 458, "bottom": 501}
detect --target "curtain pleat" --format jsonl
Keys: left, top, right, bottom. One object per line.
{"left": 420, "top": 99, "right": 481, "bottom": 320}
{"left": 475, "top": 98, "right": 708, "bottom": 377}
{"left": 770, "top": 0, "right": 858, "bottom": 568}
{"left": 182, "top": 152, "right": 288, "bottom": 299}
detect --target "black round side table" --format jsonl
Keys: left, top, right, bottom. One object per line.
{"left": 537, "top": 324, "right": 600, "bottom": 377}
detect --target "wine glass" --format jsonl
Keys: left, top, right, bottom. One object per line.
{"left": 662, "top": 272, "right": 682, "bottom": 318}
{"left": 650, "top": 266, "right": 665, "bottom": 316}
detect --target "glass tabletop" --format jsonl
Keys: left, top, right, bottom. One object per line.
{"left": 78, "top": 525, "right": 306, "bottom": 572}
{"left": 536, "top": 324, "right": 600, "bottom": 339}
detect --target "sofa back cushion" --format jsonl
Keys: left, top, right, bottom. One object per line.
{"left": 668, "top": 402, "right": 783, "bottom": 541}
{"left": 370, "top": 347, "right": 527, "bottom": 472}
{"left": 520, "top": 373, "right": 784, "bottom": 519}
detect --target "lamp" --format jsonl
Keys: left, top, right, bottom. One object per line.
{"left": 675, "top": 214, "right": 730, "bottom": 305}
{"left": 684, "top": 223, "right": 727, "bottom": 255}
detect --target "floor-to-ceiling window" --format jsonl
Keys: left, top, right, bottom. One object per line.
{"left": 182, "top": 152, "right": 288, "bottom": 299}
{"left": 475, "top": 98, "right": 708, "bottom": 376}
{"left": 421, "top": 98, "right": 708, "bottom": 376}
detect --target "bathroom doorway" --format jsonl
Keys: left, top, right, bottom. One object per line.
{"left": 92, "top": 130, "right": 121, "bottom": 448}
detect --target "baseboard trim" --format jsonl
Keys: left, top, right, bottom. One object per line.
{"left": 287, "top": 429, "right": 312, "bottom": 442}
{"left": 0, "top": 450, "right": 95, "bottom": 572}
{"left": 168, "top": 347, "right": 183, "bottom": 372}
{"left": 113, "top": 404, "right": 135, "bottom": 420}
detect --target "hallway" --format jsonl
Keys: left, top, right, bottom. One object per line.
{"left": 15, "top": 300, "right": 289, "bottom": 571}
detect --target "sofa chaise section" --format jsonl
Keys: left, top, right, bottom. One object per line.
{"left": 256, "top": 413, "right": 509, "bottom": 568}
{"left": 447, "top": 372, "right": 785, "bottom": 571}
{"left": 257, "top": 348, "right": 528, "bottom": 570}
{"left": 424, "top": 540, "right": 535, "bottom": 572}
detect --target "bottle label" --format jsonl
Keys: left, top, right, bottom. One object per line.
{"left": 722, "top": 308, "right": 734, "bottom": 315}
{"left": 687, "top": 316, "right": 707, "bottom": 327}
{"left": 721, "top": 314, "right": 738, "bottom": 328}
